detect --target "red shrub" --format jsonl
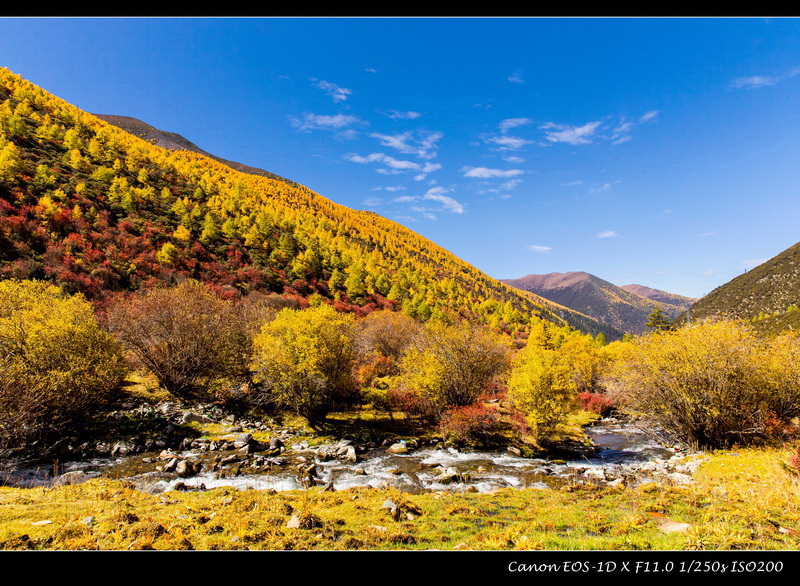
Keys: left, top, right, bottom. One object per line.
{"left": 388, "top": 387, "right": 437, "bottom": 421}
{"left": 787, "top": 445, "right": 800, "bottom": 476}
{"left": 354, "top": 354, "right": 395, "bottom": 388}
{"left": 576, "top": 392, "right": 614, "bottom": 417}
{"left": 438, "top": 404, "right": 503, "bottom": 447}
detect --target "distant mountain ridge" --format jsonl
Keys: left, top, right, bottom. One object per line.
{"left": 621, "top": 283, "right": 695, "bottom": 308}
{"left": 501, "top": 271, "right": 695, "bottom": 335}
{"left": 93, "top": 114, "right": 298, "bottom": 188}
{"left": 676, "top": 241, "right": 800, "bottom": 333}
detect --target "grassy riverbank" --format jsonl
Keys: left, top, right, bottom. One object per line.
{"left": 1, "top": 446, "right": 798, "bottom": 550}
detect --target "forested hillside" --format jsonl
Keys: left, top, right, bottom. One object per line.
{"left": 0, "top": 68, "right": 618, "bottom": 338}
{"left": 676, "top": 241, "right": 800, "bottom": 334}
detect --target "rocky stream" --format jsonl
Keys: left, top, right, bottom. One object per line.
{"left": 0, "top": 400, "right": 705, "bottom": 495}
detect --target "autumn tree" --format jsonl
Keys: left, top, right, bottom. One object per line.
{"left": 107, "top": 280, "right": 255, "bottom": 402}
{"left": 397, "top": 320, "right": 511, "bottom": 418}
{"left": 507, "top": 344, "right": 577, "bottom": 443}
{"left": 0, "top": 280, "right": 127, "bottom": 449}
{"left": 355, "top": 309, "right": 421, "bottom": 365}
{"left": 250, "top": 304, "right": 357, "bottom": 423}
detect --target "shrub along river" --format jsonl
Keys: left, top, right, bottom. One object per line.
{"left": 0, "top": 413, "right": 703, "bottom": 494}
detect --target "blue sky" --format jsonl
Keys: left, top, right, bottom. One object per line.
{"left": 2, "top": 17, "right": 800, "bottom": 299}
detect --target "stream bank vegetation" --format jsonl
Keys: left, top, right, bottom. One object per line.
{"left": 1, "top": 278, "right": 800, "bottom": 550}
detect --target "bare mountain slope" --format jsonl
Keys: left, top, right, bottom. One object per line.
{"left": 93, "top": 114, "right": 298, "bottom": 187}
{"left": 502, "top": 271, "right": 692, "bottom": 335}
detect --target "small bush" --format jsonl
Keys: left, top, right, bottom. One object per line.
{"left": 438, "top": 404, "right": 503, "bottom": 447}
{"left": 786, "top": 446, "right": 800, "bottom": 477}
{"left": 607, "top": 319, "right": 800, "bottom": 448}
{"left": 0, "top": 280, "right": 127, "bottom": 449}
{"left": 387, "top": 387, "right": 438, "bottom": 421}
{"left": 576, "top": 392, "right": 614, "bottom": 417}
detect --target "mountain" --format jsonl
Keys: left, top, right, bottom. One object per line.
{"left": 0, "top": 68, "right": 618, "bottom": 340}
{"left": 676, "top": 241, "right": 800, "bottom": 334}
{"left": 501, "top": 271, "right": 693, "bottom": 335}
{"left": 92, "top": 114, "right": 298, "bottom": 188}
{"left": 621, "top": 284, "right": 695, "bottom": 309}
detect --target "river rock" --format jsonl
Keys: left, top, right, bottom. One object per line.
{"left": 181, "top": 411, "right": 214, "bottom": 425}
{"left": 233, "top": 433, "right": 254, "bottom": 449}
{"left": 386, "top": 442, "right": 409, "bottom": 454}
{"left": 110, "top": 441, "right": 140, "bottom": 456}
{"left": 658, "top": 520, "right": 691, "bottom": 533}
{"left": 339, "top": 444, "right": 358, "bottom": 463}
{"left": 158, "top": 402, "right": 181, "bottom": 417}
{"left": 435, "top": 467, "right": 465, "bottom": 484}
{"left": 582, "top": 467, "right": 606, "bottom": 481}
{"left": 175, "top": 459, "right": 202, "bottom": 477}
{"left": 53, "top": 471, "right": 93, "bottom": 486}
{"left": 381, "top": 499, "right": 402, "bottom": 521}
{"left": 287, "top": 513, "right": 323, "bottom": 530}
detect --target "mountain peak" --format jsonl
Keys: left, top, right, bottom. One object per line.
{"left": 502, "top": 271, "right": 694, "bottom": 335}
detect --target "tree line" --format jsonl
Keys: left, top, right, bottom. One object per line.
{"left": 5, "top": 278, "right": 798, "bottom": 454}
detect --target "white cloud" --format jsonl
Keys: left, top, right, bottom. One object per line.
{"left": 529, "top": 245, "right": 552, "bottom": 253}
{"left": 614, "top": 120, "right": 634, "bottom": 135}
{"left": 698, "top": 231, "right": 717, "bottom": 237}
{"left": 370, "top": 130, "right": 442, "bottom": 159}
{"left": 290, "top": 113, "right": 361, "bottom": 132}
{"left": 365, "top": 68, "right": 378, "bottom": 73}
{"left": 499, "top": 118, "right": 532, "bottom": 133}
{"left": 487, "top": 135, "right": 532, "bottom": 150}
{"left": 393, "top": 195, "right": 418, "bottom": 203}
{"left": 423, "top": 187, "right": 465, "bottom": 214}
{"left": 334, "top": 129, "right": 359, "bottom": 141}
{"left": 702, "top": 268, "right": 715, "bottom": 277}
{"left": 596, "top": 230, "right": 618, "bottom": 238}
{"left": 730, "top": 66, "right": 800, "bottom": 90}
{"left": 410, "top": 206, "right": 438, "bottom": 220}
{"left": 371, "top": 185, "right": 406, "bottom": 192}
{"left": 560, "top": 180, "right": 583, "bottom": 186}
{"left": 462, "top": 166, "right": 524, "bottom": 179}
{"left": 508, "top": 70, "right": 525, "bottom": 83}
{"left": 542, "top": 111, "right": 659, "bottom": 147}
{"left": 741, "top": 258, "right": 768, "bottom": 269}
{"left": 387, "top": 110, "right": 422, "bottom": 120}
{"left": 590, "top": 182, "right": 613, "bottom": 194}
{"left": 503, "top": 155, "right": 525, "bottom": 163}
{"left": 314, "top": 80, "right": 352, "bottom": 102}
{"left": 541, "top": 120, "right": 602, "bottom": 145}
{"left": 348, "top": 152, "right": 418, "bottom": 170}
{"left": 639, "top": 110, "right": 660, "bottom": 123}
{"left": 500, "top": 178, "right": 522, "bottom": 190}
{"left": 730, "top": 75, "right": 778, "bottom": 90}
{"left": 347, "top": 152, "right": 440, "bottom": 180}
{"left": 414, "top": 162, "right": 442, "bottom": 181}
{"left": 363, "top": 197, "right": 382, "bottom": 207}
